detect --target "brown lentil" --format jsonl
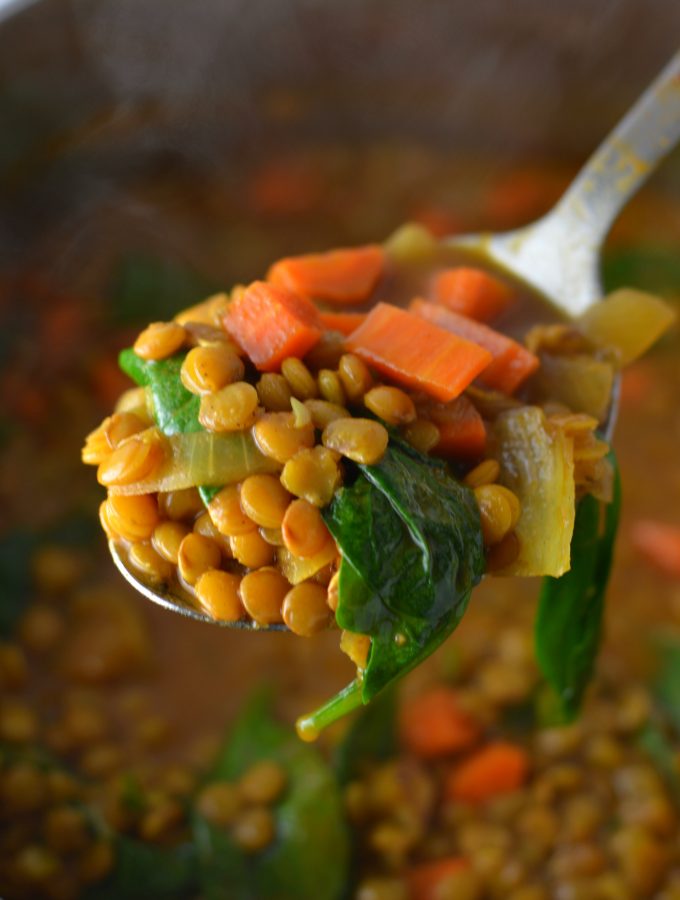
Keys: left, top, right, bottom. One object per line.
{"left": 340, "top": 631, "right": 371, "bottom": 669}
{"left": 318, "top": 368, "right": 347, "bottom": 406}
{"left": 177, "top": 533, "right": 222, "bottom": 585}
{"left": 138, "top": 798, "right": 184, "bottom": 842}
{"left": 97, "top": 431, "right": 165, "bottom": 487}
{"left": 174, "top": 292, "right": 229, "bottom": 327}
{"left": 485, "top": 531, "right": 521, "bottom": 571}
{"left": 43, "top": 806, "right": 90, "bottom": 855}
{"left": 464, "top": 458, "right": 501, "bottom": 488}
{"left": 1, "top": 764, "right": 47, "bottom": 813}
{"left": 239, "top": 568, "right": 289, "bottom": 625}
{"left": 304, "top": 398, "right": 350, "bottom": 429}
{"left": 327, "top": 571, "right": 340, "bottom": 611}
{"left": 208, "top": 486, "right": 256, "bottom": 536}
{"left": 196, "top": 781, "right": 242, "bottom": 827}
{"left": 280, "top": 445, "right": 341, "bottom": 507}
{"left": 338, "top": 353, "right": 373, "bottom": 400}
{"left": 282, "top": 499, "right": 334, "bottom": 558}
{"left": 253, "top": 412, "right": 315, "bottom": 463}
{"left": 180, "top": 344, "right": 244, "bottom": 395}
{"left": 158, "top": 487, "right": 204, "bottom": 520}
{"left": 402, "top": 418, "right": 440, "bottom": 453}
{"left": 364, "top": 385, "right": 416, "bottom": 425}
{"left": 128, "top": 542, "right": 174, "bottom": 583}
{"left": 356, "top": 877, "right": 409, "bottom": 900}
{"left": 474, "top": 484, "right": 515, "bottom": 546}
{"left": 199, "top": 381, "right": 259, "bottom": 432}
{"left": 281, "top": 357, "right": 318, "bottom": 399}
{"left": 282, "top": 582, "right": 332, "bottom": 636}
{"left": 0, "top": 700, "right": 39, "bottom": 743}
{"left": 0, "top": 642, "right": 28, "bottom": 690}
{"left": 230, "top": 529, "right": 277, "bottom": 568}
{"left": 78, "top": 840, "right": 114, "bottom": 883}
{"left": 304, "top": 332, "right": 345, "bottom": 370}
{"left": 151, "top": 520, "right": 190, "bottom": 564}
{"left": 256, "top": 373, "right": 293, "bottom": 411}
{"left": 240, "top": 474, "right": 292, "bottom": 528}
{"left": 133, "top": 321, "right": 186, "bottom": 360}
{"left": 105, "top": 494, "right": 159, "bottom": 542}
{"left": 18, "top": 604, "right": 64, "bottom": 654}
{"left": 239, "top": 760, "right": 287, "bottom": 805}
{"left": 322, "top": 417, "right": 388, "bottom": 464}
{"left": 232, "top": 806, "right": 276, "bottom": 852}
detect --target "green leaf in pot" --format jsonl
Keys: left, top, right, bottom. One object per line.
{"left": 84, "top": 838, "right": 198, "bottom": 900}
{"left": 602, "top": 244, "right": 680, "bottom": 299}
{"left": 298, "top": 439, "right": 485, "bottom": 738}
{"left": 192, "top": 689, "right": 349, "bottom": 900}
{"left": 534, "top": 451, "right": 621, "bottom": 719}
{"left": 109, "top": 254, "right": 218, "bottom": 326}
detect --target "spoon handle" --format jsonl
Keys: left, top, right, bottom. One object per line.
{"left": 486, "top": 51, "right": 680, "bottom": 316}
{"left": 553, "top": 50, "right": 680, "bottom": 251}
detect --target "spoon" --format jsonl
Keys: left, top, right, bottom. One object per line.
{"left": 111, "top": 50, "right": 680, "bottom": 627}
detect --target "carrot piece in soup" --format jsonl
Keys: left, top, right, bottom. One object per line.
{"left": 407, "top": 857, "right": 471, "bottom": 900}
{"left": 445, "top": 741, "right": 529, "bottom": 804}
{"left": 429, "top": 396, "right": 486, "bottom": 460}
{"left": 346, "top": 303, "right": 492, "bottom": 403}
{"left": 433, "top": 266, "right": 514, "bottom": 322}
{"left": 630, "top": 519, "right": 680, "bottom": 579}
{"left": 410, "top": 299, "right": 539, "bottom": 394}
{"left": 268, "top": 245, "right": 385, "bottom": 305}
{"left": 222, "top": 281, "right": 322, "bottom": 372}
{"left": 319, "top": 311, "right": 367, "bottom": 336}
{"left": 399, "top": 687, "right": 481, "bottom": 759}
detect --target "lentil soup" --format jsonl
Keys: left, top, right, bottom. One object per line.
{"left": 1, "top": 142, "right": 680, "bottom": 900}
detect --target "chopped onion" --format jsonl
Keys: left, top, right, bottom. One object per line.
{"left": 534, "top": 353, "right": 614, "bottom": 423}
{"left": 578, "top": 288, "right": 675, "bottom": 366}
{"left": 494, "top": 406, "right": 575, "bottom": 577}
{"left": 278, "top": 544, "right": 337, "bottom": 585}
{"left": 108, "top": 431, "right": 279, "bottom": 496}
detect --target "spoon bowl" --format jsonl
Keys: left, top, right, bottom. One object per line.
{"left": 108, "top": 51, "right": 680, "bottom": 628}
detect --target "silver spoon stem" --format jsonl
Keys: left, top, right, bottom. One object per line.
{"left": 462, "top": 51, "right": 680, "bottom": 317}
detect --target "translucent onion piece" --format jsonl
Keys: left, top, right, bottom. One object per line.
{"left": 277, "top": 544, "right": 337, "bottom": 585}
{"left": 578, "top": 288, "right": 675, "bottom": 367}
{"left": 108, "top": 430, "right": 279, "bottom": 496}
{"left": 494, "top": 406, "right": 575, "bottom": 577}
{"left": 534, "top": 353, "right": 614, "bottom": 423}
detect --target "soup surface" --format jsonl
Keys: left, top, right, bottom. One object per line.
{"left": 1, "top": 142, "right": 679, "bottom": 899}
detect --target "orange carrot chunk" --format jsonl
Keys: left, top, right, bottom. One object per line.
{"left": 407, "top": 857, "right": 470, "bottom": 900}
{"left": 445, "top": 741, "right": 529, "bottom": 804}
{"left": 433, "top": 266, "right": 514, "bottom": 323}
{"left": 346, "top": 303, "right": 492, "bottom": 403}
{"left": 410, "top": 299, "right": 539, "bottom": 395}
{"left": 268, "top": 245, "right": 385, "bottom": 305}
{"left": 319, "top": 311, "right": 367, "bottom": 336}
{"left": 630, "top": 519, "right": 680, "bottom": 579}
{"left": 429, "top": 396, "right": 486, "bottom": 460}
{"left": 222, "top": 281, "right": 322, "bottom": 372}
{"left": 399, "top": 686, "right": 481, "bottom": 759}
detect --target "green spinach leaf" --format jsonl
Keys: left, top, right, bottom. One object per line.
{"left": 651, "top": 634, "right": 680, "bottom": 735}
{"left": 84, "top": 838, "right": 198, "bottom": 900}
{"left": 193, "top": 690, "right": 349, "bottom": 900}
{"left": 118, "top": 347, "right": 220, "bottom": 506}
{"left": 109, "top": 254, "right": 217, "bottom": 325}
{"left": 534, "top": 452, "right": 621, "bottom": 719}
{"left": 302, "top": 441, "right": 484, "bottom": 734}
{"left": 603, "top": 245, "right": 680, "bottom": 299}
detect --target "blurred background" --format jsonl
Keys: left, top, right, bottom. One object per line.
{"left": 0, "top": 3, "right": 679, "bottom": 896}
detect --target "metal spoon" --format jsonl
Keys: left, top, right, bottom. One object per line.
{"left": 111, "top": 50, "right": 680, "bottom": 627}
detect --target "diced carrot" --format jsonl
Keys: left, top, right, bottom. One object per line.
{"left": 444, "top": 742, "right": 529, "bottom": 804}
{"left": 222, "top": 281, "right": 322, "bottom": 372}
{"left": 399, "top": 687, "right": 481, "bottom": 759}
{"left": 409, "top": 205, "right": 462, "bottom": 238}
{"left": 620, "top": 362, "right": 657, "bottom": 408}
{"left": 346, "top": 303, "right": 492, "bottom": 403}
{"left": 428, "top": 396, "right": 486, "bottom": 460}
{"left": 268, "top": 245, "right": 385, "bottom": 305}
{"left": 432, "top": 267, "right": 514, "bottom": 323}
{"left": 410, "top": 299, "right": 539, "bottom": 395}
{"left": 407, "top": 857, "right": 470, "bottom": 900}
{"left": 630, "top": 519, "right": 680, "bottom": 579}
{"left": 247, "top": 158, "right": 322, "bottom": 216}
{"left": 319, "top": 311, "right": 367, "bottom": 336}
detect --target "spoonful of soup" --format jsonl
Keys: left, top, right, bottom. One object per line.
{"left": 83, "top": 52, "right": 678, "bottom": 736}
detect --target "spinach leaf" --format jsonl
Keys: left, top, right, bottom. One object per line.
{"left": 651, "top": 634, "right": 680, "bottom": 735}
{"left": 193, "top": 690, "right": 349, "bottom": 900}
{"left": 603, "top": 245, "right": 680, "bottom": 299}
{"left": 118, "top": 347, "right": 219, "bottom": 506}
{"left": 334, "top": 686, "right": 398, "bottom": 785}
{"left": 109, "top": 254, "right": 217, "bottom": 325}
{"left": 534, "top": 452, "right": 621, "bottom": 719}
{"left": 637, "top": 722, "right": 680, "bottom": 805}
{"left": 303, "top": 440, "right": 484, "bottom": 734}
{"left": 84, "top": 838, "right": 198, "bottom": 900}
